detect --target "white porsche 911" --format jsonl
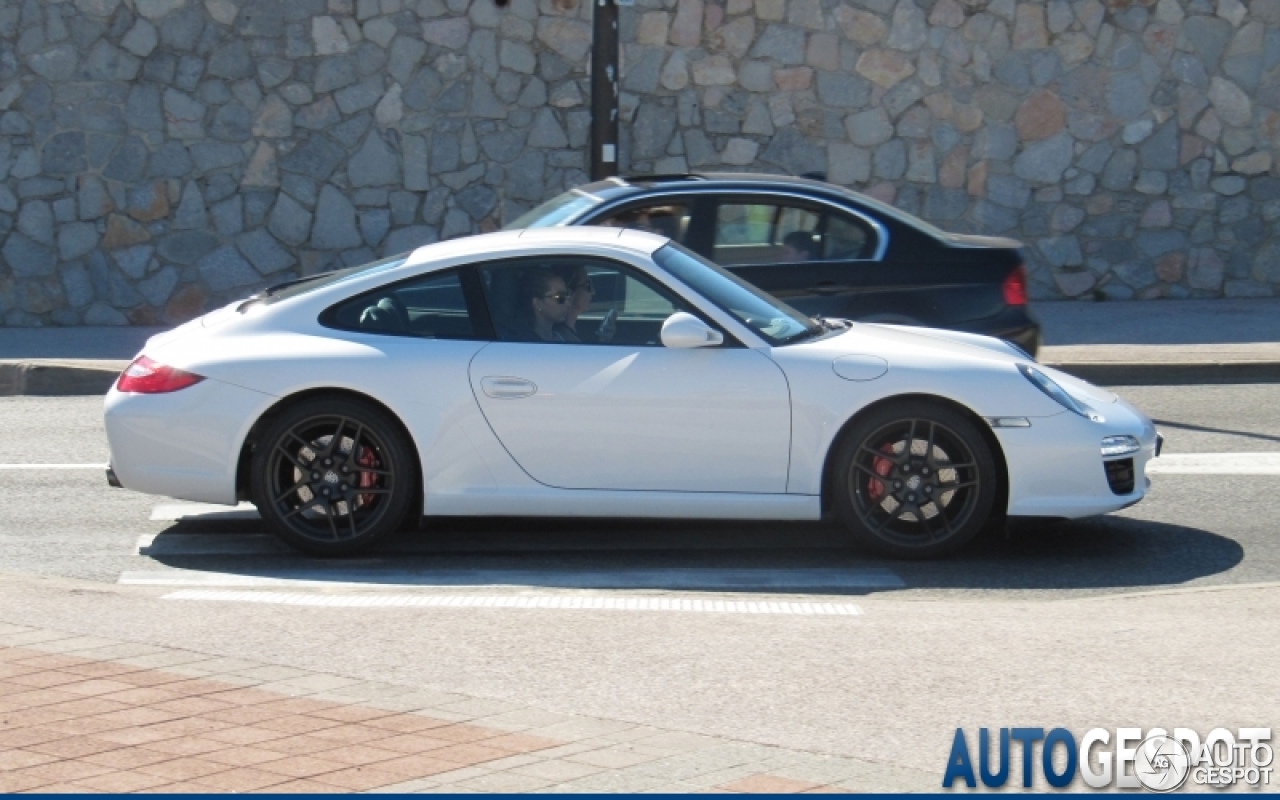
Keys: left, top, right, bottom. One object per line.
{"left": 104, "top": 227, "right": 1160, "bottom": 558}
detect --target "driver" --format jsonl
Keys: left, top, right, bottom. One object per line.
{"left": 558, "top": 265, "right": 616, "bottom": 343}
{"left": 519, "top": 268, "right": 580, "bottom": 343}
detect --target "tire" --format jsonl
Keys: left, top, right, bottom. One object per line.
{"left": 832, "top": 399, "right": 998, "bottom": 559}
{"left": 250, "top": 397, "right": 415, "bottom": 557}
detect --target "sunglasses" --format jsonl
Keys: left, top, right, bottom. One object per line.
{"left": 540, "top": 292, "right": 572, "bottom": 304}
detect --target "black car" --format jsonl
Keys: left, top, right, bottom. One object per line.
{"left": 506, "top": 173, "right": 1040, "bottom": 356}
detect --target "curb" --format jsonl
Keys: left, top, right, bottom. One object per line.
{"left": 1043, "top": 361, "right": 1280, "bottom": 386}
{"left": 1, "top": 358, "right": 1278, "bottom": 397}
{"left": 0, "top": 360, "right": 128, "bottom": 397}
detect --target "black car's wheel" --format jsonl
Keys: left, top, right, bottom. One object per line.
{"left": 833, "top": 400, "right": 997, "bottom": 558}
{"left": 250, "top": 397, "right": 414, "bottom": 557}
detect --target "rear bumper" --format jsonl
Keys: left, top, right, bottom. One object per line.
{"left": 104, "top": 377, "right": 274, "bottom": 505}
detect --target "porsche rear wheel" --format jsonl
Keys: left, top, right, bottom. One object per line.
{"left": 833, "top": 400, "right": 997, "bottom": 559}
{"left": 251, "top": 397, "right": 414, "bottom": 557}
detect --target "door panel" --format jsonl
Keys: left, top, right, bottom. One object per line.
{"left": 469, "top": 343, "right": 792, "bottom": 493}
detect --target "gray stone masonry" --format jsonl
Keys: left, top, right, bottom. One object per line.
{"left": 1, "top": 0, "right": 1279, "bottom": 324}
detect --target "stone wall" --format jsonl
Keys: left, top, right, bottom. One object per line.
{"left": 0, "top": 0, "right": 1278, "bottom": 326}
{"left": 615, "top": 0, "right": 1280, "bottom": 301}
{"left": 0, "top": 0, "right": 595, "bottom": 325}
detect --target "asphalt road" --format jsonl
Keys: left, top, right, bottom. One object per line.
{"left": 0, "top": 386, "right": 1276, "bottom": 778}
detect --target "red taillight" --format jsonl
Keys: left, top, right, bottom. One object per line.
{"left": 116, "top": 356, "right": 205, "bottom": 394}
{"left": 1002, "top": 264, "right": 1028, "bottom": 306}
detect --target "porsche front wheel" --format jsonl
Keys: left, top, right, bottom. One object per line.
{"left": 833, "top": 401, "right": 997, "bottom": 559}
{"left": 250, "top": 397, "right": 414, "bottom": 557}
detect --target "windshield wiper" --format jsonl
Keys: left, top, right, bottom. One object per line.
{"left": 261, "top": 273, "right": 330, "bottom": 296}
{"left": 236, "top": 273, "right": 332, "bottom": 313}
{"left": 812, "top": 315, "right": 850, "bottom": 331}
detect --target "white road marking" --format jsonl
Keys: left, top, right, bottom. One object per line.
{"left": 0, "top": 463, "right": 107, "bottom": 470}
{"left": 162, "top": 589, "right": 863, "bottom": 616}
{"left": 150, "top": 503, "right": 259, "bottom": 521}
{"left": 1147, "top": 452, "right": 1280, "bottom": 475}
{"left": 120, "top": 568, "right": 906, "bottom": 591}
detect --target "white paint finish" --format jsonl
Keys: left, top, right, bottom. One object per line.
{"left": 100, "top": 227, "right": 1163, "bottom": 530}
{"left": 1146, "top": 452, "right": 1280, "bottom": 475}
{"left": 0, "top": 464, "right": 107, "bottom": 469}
{"left": 470, "top": 343, "right": 792, "bottom": 492}
{"left": 426, "top": 488, "right": 820, "bottom": 519}
{"left": 163, "top": 590, "right": 865, "bottom": 615}
{"left": 104, "top": 377, "right": 275, "bottom": 505}
{"left": 120, "top": 567, "right": 906, "bottom": 590}
{"left": 831, "top": 354, "right": 888, "bottom": 381}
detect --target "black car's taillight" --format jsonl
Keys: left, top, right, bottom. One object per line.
{"left": 1002, "top": 264, "right": 1028, "bottom": 306}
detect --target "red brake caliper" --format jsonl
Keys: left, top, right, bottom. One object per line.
{"left": 867, "top": 443, "right": 895, "bottom": 501}
{"left": 357, "top": 446, "right": 378, "bottom": 506}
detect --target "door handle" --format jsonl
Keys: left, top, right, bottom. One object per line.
{"left": 480, "top": 376, "right": 537, "bottom": 399}
{"left": 809, "top": 282, "right": 842, "bottom": 295}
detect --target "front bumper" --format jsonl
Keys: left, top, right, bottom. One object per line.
{"left": 996, "top": 398, "right": 1158, "bottom": 519}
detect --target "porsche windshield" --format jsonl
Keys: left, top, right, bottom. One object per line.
{"left": 653, "top": 243, "right": 821, "bottom": 346}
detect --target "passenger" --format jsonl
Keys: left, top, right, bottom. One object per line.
{"left": 518, "top": 268, "right": 580, "bottom": 343}
{"left": 558, "top": 265, "right": 616, "bottom": 343}
{"left": 646, "top": 208, "right": 681, "bottom": 240}
{"left": 780, "top": 231, "right": 820, "bottom": 262}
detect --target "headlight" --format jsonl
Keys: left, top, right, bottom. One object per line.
{"left": 1017, "top": 364, "right": 1089, "bottom": 417}
{"left": 1101, "top": 435, "right": 1141, "bottom": 457}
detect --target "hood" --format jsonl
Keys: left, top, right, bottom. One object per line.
{"left": 797, "top": 322, "right": 1117, "bottom": 408}
{"left": 819, "top": 322, "right": 1026, "bottom": 363}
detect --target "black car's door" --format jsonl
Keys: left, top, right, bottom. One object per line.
{"left": 697, "top": 195, "right": 887, "bottom": 320}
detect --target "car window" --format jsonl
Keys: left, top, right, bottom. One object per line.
{"left": 477, "top": 257, "right": 690, "bottom": 346}
{"left": 712, "top": 203, "right": 820, "bottom": 265}
{"left": 321, "top": 269, "right": 476, "bottom": 340}
{"left": 823, "top": 212, "right": 874, "bottom": 260}
{"left": 712, "top": 202, "right": 878, "bottom": 265}
{"left": 592, "top": 203, "right": 690, "bottom": 243}
{"left": 654, "top": 243, "right": 821, "bottom": 346}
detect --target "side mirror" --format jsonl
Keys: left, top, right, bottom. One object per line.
{"left": 660, "top": 312, "right": 724, "bottom": 349}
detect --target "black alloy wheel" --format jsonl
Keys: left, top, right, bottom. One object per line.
{"left": 834, "top": 400, "right": 997, "bottom": 558}
{"left": 251, "top": 397, "right": 414, "bottom": 557}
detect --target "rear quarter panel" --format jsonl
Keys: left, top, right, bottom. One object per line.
{"left": 146, "top": 327, "right": 515, "bottom": 503}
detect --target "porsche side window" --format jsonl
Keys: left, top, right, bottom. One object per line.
{"left": 712, "top": 203, "right": 820, "bottom": 265}
{"left": 592, "top": 203, "right": 690, "bottom": 243}
{"left": 478, "top": 259, "right": 685, "bottom": 346}
{"left": 321, "top": 270, "right": 475, "bottom": 340}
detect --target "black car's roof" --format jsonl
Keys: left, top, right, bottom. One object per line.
{"left": 577, "top": 173, "right": 953, "bottom": 239}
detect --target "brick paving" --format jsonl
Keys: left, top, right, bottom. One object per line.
{"left": 0, "top": 623, "right": 934, "bottom": 793}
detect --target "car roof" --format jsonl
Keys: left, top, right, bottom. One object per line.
{"left": 572, "top": 172, "right": 950, "bottom": 240}
{"left": 401, "top": 226, "right": 669, "bottom": 270}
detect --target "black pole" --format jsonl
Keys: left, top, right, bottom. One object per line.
{"left": 589, "top": 0, "right": 619, "bottom": 180}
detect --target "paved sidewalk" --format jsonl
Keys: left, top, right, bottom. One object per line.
{"left": 2, "top": 298, "right": 1280, "bottom": 394}
{"left": 0, "top": 622, "right": 933, "bottom": 793}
